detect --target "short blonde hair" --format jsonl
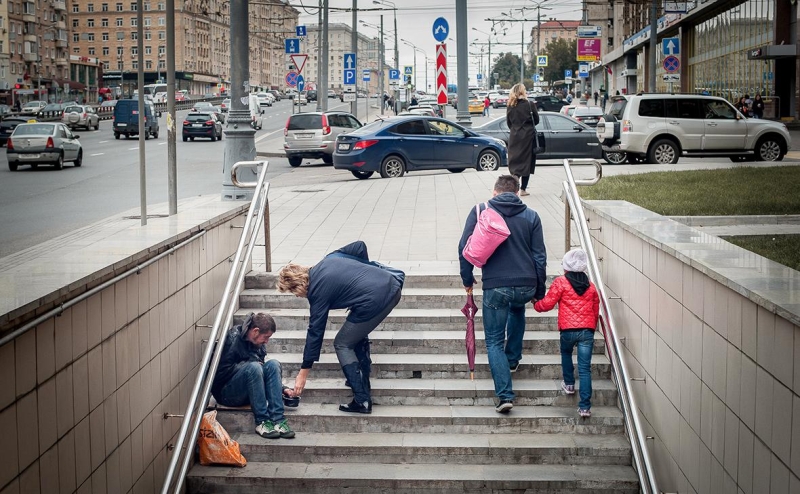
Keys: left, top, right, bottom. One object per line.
{"left": 278, "top": 264, "right": 311, "bottom": 298}
{"left": 508, "top": 83, "right": 528, "bottom": 107}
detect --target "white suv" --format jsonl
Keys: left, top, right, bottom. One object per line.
{"left": 596, "top": 94, "right": 790, "bottom": 164}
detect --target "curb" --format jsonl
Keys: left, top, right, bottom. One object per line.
{"left": 256, "top": 151, "right": 286, "bottom": 158}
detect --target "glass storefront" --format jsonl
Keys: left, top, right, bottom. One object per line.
{"left": 685, "top": 0, "right": 775, "bottom": 103}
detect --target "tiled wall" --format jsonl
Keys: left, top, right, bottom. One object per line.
{"left": 585, "top": 203, "right": 800, "bottom": 494}
{"left": 0, "top": 219, "right": 244, "bottom": 494}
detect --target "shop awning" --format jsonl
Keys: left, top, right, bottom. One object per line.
{"left": 55, "top": 79, "right": 87, "bottom": 91}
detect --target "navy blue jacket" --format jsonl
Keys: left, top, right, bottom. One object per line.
{"left": 458, "top": 192, "right": 547, "bottom": 299}
{"left": 211, "top": 313, "right": 267, "bottom": 396}
{"left": 302, "top": 241, "right": 402, "bottom": 369}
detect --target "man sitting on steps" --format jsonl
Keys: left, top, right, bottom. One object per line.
{"left": 211, "top": 312, "right": 295, "bottom": 439}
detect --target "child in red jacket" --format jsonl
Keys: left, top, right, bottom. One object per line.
{"left": 533, "top": 249, "right": 599, "bottom": 417}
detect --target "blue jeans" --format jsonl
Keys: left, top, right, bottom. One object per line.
{"left": 214, "top": 359, "right": 285, "bottom": 425}
{"left": 482, "top": 286, "right": 538, "bottom": 401}
{"left": 560, "top": 329, "right": 594, "bottom": 410}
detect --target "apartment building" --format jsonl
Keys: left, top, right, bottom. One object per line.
{"left": 527, "top": 19, "right": 581, "bottom": 60}
{"left": 304, "top": 23, "right": 380, "bottom": 94}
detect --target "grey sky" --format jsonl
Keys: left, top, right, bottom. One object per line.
{"left": 296, "top": 0, "right": 583, "bottom": 89}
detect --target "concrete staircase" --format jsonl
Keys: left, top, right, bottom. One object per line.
{"left": 186, "top": 268, "right": 639, "bottom": 493}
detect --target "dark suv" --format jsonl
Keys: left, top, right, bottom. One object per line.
{"left": 529, "top": 95, "right": 568, "bottom": 112}
{"left": 306, "top": 90, "right": 318, "bottom": 102}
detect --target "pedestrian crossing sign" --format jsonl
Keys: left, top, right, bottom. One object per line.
{"left": 537, "top": 55, "right": 548, "bottom": 67}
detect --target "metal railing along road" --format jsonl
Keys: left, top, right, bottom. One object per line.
{"left": 562, "top": 159, "right": 659, "bottom": 494}
{"left": 160, "top": 160, "right": 270, "bottom": 494}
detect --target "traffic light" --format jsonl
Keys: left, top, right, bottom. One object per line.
{"left": 14, "top": 84, "right": 21, "bottom": 89}
{"left": 538, "top": 67, "right": 544, "bottom": 77}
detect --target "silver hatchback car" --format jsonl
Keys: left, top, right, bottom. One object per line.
{"left": 284, "top": 111, "right": 362, "bottom": 167}
{"left": 62, "top": 105, "right": 100, "bottom": 130}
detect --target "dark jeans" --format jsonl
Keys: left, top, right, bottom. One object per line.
{"left": 482, "top": 286, "right": 538, "bottom": 401}
{"left": 214, "top": 359, "right": 285, "bottom": 425}
{"left": 560, "top": 329, "right": 594, "bottom": 410}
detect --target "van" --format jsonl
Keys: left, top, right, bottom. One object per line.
{"left": 113, "top": 99, "right": 160, "bottom": 139}
{"left": 249, "top": 94, "right": 263, "bottom": 130}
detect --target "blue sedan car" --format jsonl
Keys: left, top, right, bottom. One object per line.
{"left": 333, "top": 116, "right": 507, "bottom": 179}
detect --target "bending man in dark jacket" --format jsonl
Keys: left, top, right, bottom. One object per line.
{"left": 211, "top": 312, "right": 295, "bottom": 439}
{"left": 278, "top": 241, "right": 404, "bottom": 414}
{"left": 458, "top": 175, "right": 547, "bottom": 414}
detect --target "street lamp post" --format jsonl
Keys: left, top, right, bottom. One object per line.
{"left": 472, "top": 27, "right": 494, "bottom": 89}
{"left": 360, "top": 19, "right": 387, "bottom": 115}
{"left": 373, "top": 0, "right": 398, "bottom": 109}
{"left": 402, "top": 39, "right": 427, "bottom": 93}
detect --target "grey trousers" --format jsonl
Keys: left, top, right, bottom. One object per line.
{"left": 334, "top": 288, "right": 402, "bottom": 367}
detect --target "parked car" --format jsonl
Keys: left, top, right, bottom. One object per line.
{"left": 294, "top": 92, "right": 308, "bottom": 106}
{"left": 20, "top": 101, "right": 47, "bottom": 115}
{"left": 306, "top": 90, "right": 318, "bottom": 102}
{"left": 113, "top": 99, "right": 159, "bottom": 139}
{"left": 62, "top": 105, "right": 100, "bottom": 130}
{"left": 220, "top": 98, "right": 231, "bottom": 113}
{"left": 6, "top": 122, "right": 83, "bottom": 170}
{"left": 182, "top": 112, "right": 223, "bottom": 141}
{"left": 255, "top": 93, "right": 274, "bottom": 110}
{"left": 38, "top": 103, "right": 65, "bottom": 118}
{"left": 492, "top": 95, "right": 509, "bottom": 108}
{"left": 596, "top": 93, "right": 791, "bottom": 164}
{"left": 473, "top": 112, "right": 626, "bottom": 164}
{"left": 570, "top": 106, "right": 604, "bottom": 127}
{"left": 268, "top": 90, "right": 283, "bottom": 101}
{"left": 530, "top": 94, "right": 568, "bottom": 112}
{"left": 328, "top": 90, "right": 337, "bottom": 99}
{"left": 284, "top": 111, "right": 362, "bottom": 167}
{"left": 0, "top": 117, "right": 37, "bottom": 146}
{"left": 333, "top": 115, "right": 507, "bottom": 179}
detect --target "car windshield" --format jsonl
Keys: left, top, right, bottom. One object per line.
{"left": 13, "top": 124, "right": 55, "bottom": 136}
{"left": 64, "top": 106, "right": 83, "bottom": 113}
{"left": 187, "top": 114, "right": 212, "bottom": 122}
{"left": 288, "top": 114, "right": 322, "bottom": 130}
{"left": 194, "top": 102, "right": 213, "bottom": 108}
{"left": 608, "top": 98, "right": 627, "bottom": 118}
{"left": 574, "top": 107, "right": 603, "bottom": 116}
{"left": 23, "top": 102, "right": 42, "bottom": 108}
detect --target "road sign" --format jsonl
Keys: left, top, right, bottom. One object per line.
{"left": 297, "top": 75, "right": 305, "bottom": 92}
{"left": 565, "top": 77, "right": 573, "bottom": 83}
{"left": 285, "top": 71, "right": 298, "bottom": 87}
{"left": 664, "top": 1, "right": 688, "bottom": 13}
{"left": 362, "top": 69, "right": 371, "bottom": 82}
{"left": 578, "top": 63, "right": 589, "bottom": 78}
{"left": 344, "top": 53, "right": 356, "bottom": 70}
{"left": 436, "top": 43, "right": 447, "bottom": 105}
{"left": 662, "top": 37, "right": 680, "bottom": 56}
{"left": 344, "top": 69, "right": 356, "bottom": 85}
{"left": 663, "top": 55, "right": 680, "bottom": 73}
{"left": 577, "top": 26, "right": 602, "bottom": 38}
{"left": 285, "top": 39, "right": 300, "bottom": 54}
{"left": 662, "top": 73, "right": 680, "bottom": 82}
{"left": 534, "top": 74, "right": 540, "bottom": 82}
{"left": 389, "top": 69, "right": 400, "bottom": 80}
{"left": 476, "top": 73, "right": 482, "bottom": 81}
{"left": 537, "top": 55, "right": 548, "bottom": 67}
{"left": 343, "top": 92, "right": 356, "bottom": 102}
{"left": 432, "top": 17, "right": 449, "bottom": 42}
{"left": 404, "top": 66, "right": 413, "bottom": 75}
{"left": 296, "top": 25, "right": 306, "bottom": 37}
{"left": 564, "top": 69, "right": 573, "bottom": 78}
{"left": 290, "top": 54, "right": 308, "bottom": 75}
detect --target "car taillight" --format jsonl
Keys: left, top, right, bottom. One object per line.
{"left": 6, "top": 138, "right": 13, "bottom": 150}
{"left": 82, "top": 113, "right": 87, "bottom": 118}
{"left": 352, "top": 139, "right": 379, "bottom": 150}
{"left": 284, "top": 116, "right": 290, "bottom": 136}
{"left": 46, "top": 137, "right": 54, "bottom": 149}
{"left": 206, "top": 120, "right": 214, "bottom": 125}
{"left": 183, "top": 120, "right": 190, "bottom": 125}
{"left": 574, "top": 116, "right": 583, "bottom": 121}
{"left": 622, "top": 120, "right": 632, "bottom": 132}
{"left": 321, "top": 114, "right": 331, "bottom": 135}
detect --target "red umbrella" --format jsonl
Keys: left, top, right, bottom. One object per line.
{"left": 461, "top": 291, "right": 478, "bottom": 380}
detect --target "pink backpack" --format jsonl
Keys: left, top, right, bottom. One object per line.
{"left": 462, "top": 203, "right": 511, "bottom": 268}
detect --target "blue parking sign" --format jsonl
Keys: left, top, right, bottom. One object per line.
{"left": 564, "top": 69, "right": 573, "bottom": 78}
{"left": 389, "top": 69, "right": 400, "bottom": 80}
{"left": 344, "top": 69, "right": 356, "bottom": 85}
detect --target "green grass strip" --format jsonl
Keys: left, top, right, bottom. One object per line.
{"left": 724, "top": 235, "right": 800, "bottom": 271}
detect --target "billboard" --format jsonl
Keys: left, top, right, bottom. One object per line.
{"left": 577, "top": 38, "right": 601, "bottom": 62}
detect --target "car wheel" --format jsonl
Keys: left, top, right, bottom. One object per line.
{"left": 602, "top": 151, "right": 627, "bottom": 164}
{"left": 351, "top": 170, "right": 374, "bottom": 179}
{"left": 95, "top": 123, "right": 100, "bottom": 130}
{"left": 190, "top": 137, "right": 195, "bottom": 141}
{"left": 152, "top": 132, "right": 159, "bottom": 139}
{"left": 448, "top": 168, "right": 465, "bottom": 173}
{"left": 211, "top": 133, "right": 217, "bottom": 142}
{"left": 114, "top": 133, "right": 120, "bottom": 140}
{"left": 648, "top": 139, "right": 679, "bottom": 165}
{"left": 380, "top": 155, "right": 405, "bottom": 178}
{"left": 288, "top": 156, "right": 303, "bottom": 167}
{"left": 54, "top": 154, "right": 64, "bottom": 170}
{"left": 183, "top": 136, "right": 187, "bottom": 142}
{"left": 218, "top": 130, "right": 222, "bottom": 140}
{"left": 8, "top": 162, "right": 17, "bottom": 171}
{"left": 756, "top": 136, "right": 784, "bottom": 161}
{"left": 74, "top": 150, "right": 83, "bottom": 167}
{"left": 322, "top": 154, "right": 333, "bottom": 164}
{"left": 477, "top": 149, "right": 500, "bottom": 171}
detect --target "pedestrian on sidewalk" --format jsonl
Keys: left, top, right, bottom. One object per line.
{"left": 458, "top": 175, "right": 548, "bottom": 414}
{"left": 753, "top": 93, "right": 765, "bottom": 119}
{"left": 278, "top": 241, "right": 405, "bottom": 415}
{"left": 210, "top": 312, "right": 296, "bottom": 439}
{"left": 533, "top": 249, "right": 599, "bottom": 418}
{"left": 593, "top": 91, "right": 599, "bottom": 106}
{"left": 483, "top": 95, "right": 491, "bottom": 116}
{"left": 506, "top": 83, "right": 539, "bottom": 196}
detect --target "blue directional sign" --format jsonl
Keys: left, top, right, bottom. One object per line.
{"left": 564, "top": 69, "right": 573, "bottom": 78}
{"left": 296, "top": 75, "right": 305, "bottom": 92}
{"left": 296, "top": 25, "right": 306, "bottom": 37}
{"left": 537, "top": 55, "right": 548, "bottom": 67}
{"left": 389, "top": 69, "right": 400, "bottom": 80}
{"left": 363, "top": 69, "right": 371, "bottom": 82}
{"left": 344, "top": 69, "right": 356, "bottom": 85}
{"left": 404, "top": 66, "right": 413, "bottom": 75}
{"left": 432, "top": 17, "right": 449, "bottom": 42}
{"left": 285, "top": 38, "right": 300, "bottom": 54}
{"left": 476, "top": 73, "right": 482, "bottom": 81}
{"left": 578, "top": 63, "right": 589, "bottom": 78}
{"left": 662, "top": 37, "right": 680, "bottom": 56}
{"left": 344, "top": 52, "right": 357, "bottom": 70}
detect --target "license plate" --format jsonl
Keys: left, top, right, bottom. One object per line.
{"left": 193, "top": 124, "right": 202, "bottom": 127}
{"left": 296, "top": 134, "right": 313, "bottom": 139}
{"left": 117, "top": 123, "right": 127, "bottom": 127}
{"left": 22, "top": 154, "right": 40, "bottom": 159}
{"left": 338, "top": 143, "right": 350, "bottom": 151}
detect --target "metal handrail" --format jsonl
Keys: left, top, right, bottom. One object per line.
{"left": 0, "top": 230, "right": 206, "bottom": 348}
{"left": 161, "top": 160, "right": 270, "bottom": 493}
{"left": 562, "top": 158, "right": 659, "bottom": 494}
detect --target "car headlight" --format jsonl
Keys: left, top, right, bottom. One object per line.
{"left": 495, "top": 138, "right": 506, "bottom": 147}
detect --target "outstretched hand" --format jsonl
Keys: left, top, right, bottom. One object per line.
{"left": 291, "top": 368, "right": 310, "bottom": 397}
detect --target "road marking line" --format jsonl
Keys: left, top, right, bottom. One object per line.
{"left": 128, "top": 147, "right": 138, "bottom": 150}
{"left": 99, "top": 140, "right": 109, "bottom": 143}
{"left": 158, "top": 142, "right": 167, "bottom": 145}
{"left": 91, "top": 153, "right": 104, "bottom": 156}
{"left": 255, "top": 128, "right": 284, "bottom": 143}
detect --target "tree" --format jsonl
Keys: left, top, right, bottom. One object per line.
{"left": 491, "top": 52, "right": 523, "bottom": 88}
{"left": 529, "top": 38, "right": 578, "bottom": 84}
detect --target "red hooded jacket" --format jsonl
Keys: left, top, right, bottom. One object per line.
{"left": 534, "top": 275, "right": 599, "bottom": 330}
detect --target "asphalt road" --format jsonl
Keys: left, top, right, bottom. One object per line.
{"left": 0, "top": 98, "right": 356, "bottom": 258}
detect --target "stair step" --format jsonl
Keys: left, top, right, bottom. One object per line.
{"left": 215, "top": 404, "right": 625, "bottom": 435}
{"left": 265, "top": 329, "right": 605, "bottom": 355}
{"left": 233, "top": 308, "right": 560, "bottom": 332}
{"left": 231, "top": 432, "right": 633, "bottom": 465}
{"left": 186, "top": 461, "right": 639, "bottom": 493}
{"left": 211, "top": 378, "right": 619, "bottom": 407}
{"left": 273, "top": 353, "right": 612, "bottom": 380}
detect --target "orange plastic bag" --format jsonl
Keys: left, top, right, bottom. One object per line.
{"left": 198, "top": 410, "right": 247, "bottom": 467}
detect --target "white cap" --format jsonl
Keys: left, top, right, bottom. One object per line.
{"left": 562, "top": 249, "right": 588, "bottom": 273}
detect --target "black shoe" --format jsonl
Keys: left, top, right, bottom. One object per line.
{"left": 339, "top": 399, "right": 371, "bottom": 414}
{"left": 495, "top": 400, "right": 513, "bottom": 414}
{"left": 509, "top": 362, "right": 520, "bottom": 373}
